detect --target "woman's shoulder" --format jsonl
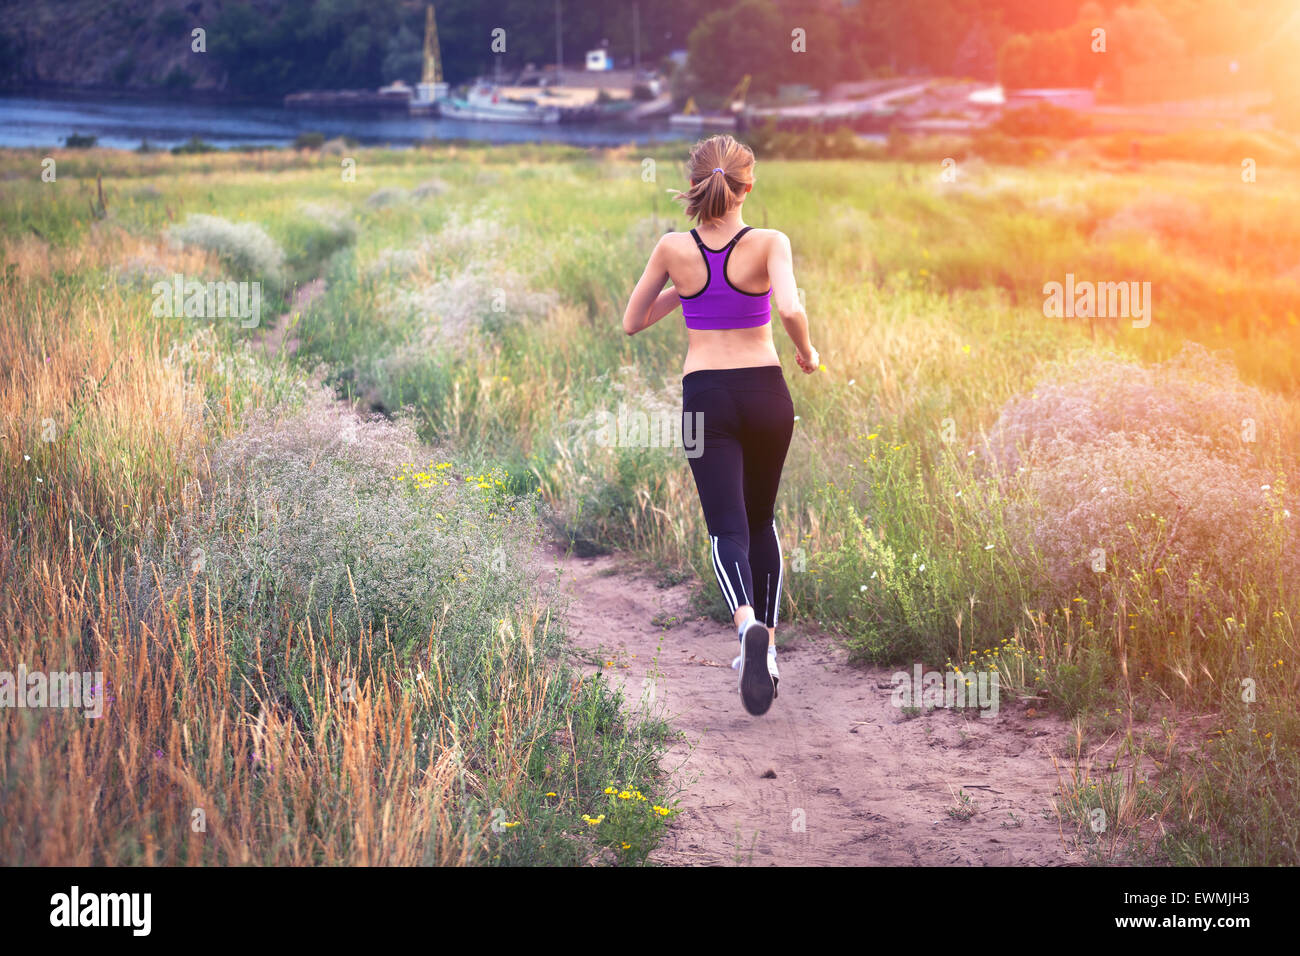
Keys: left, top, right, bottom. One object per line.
{"left": 740, "top": 228, "right": 790, "bottom": 257}
{"left": 650, "top": 229, "right": 693, "bottom": 257}
{"left": 653, "top": 227, "right": 786, "bottom": 253}
{"left": 650, "top": 229, "right": 698, "bottom": 250}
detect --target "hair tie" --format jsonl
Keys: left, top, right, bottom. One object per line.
{"left": 712, "top": 167, "right": 725, "bottom": 175}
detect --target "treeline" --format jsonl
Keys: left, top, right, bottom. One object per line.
{"left": 1, "top": 0, "right": 1292, "bottom": 104}
{"left": 684, "top": 0, "right": 1082, "bottom": 101}
{"left": 208, "top": 0, "right": 702, "bottom": 95}
{"left": 198, "top": 0, "right": 1067, "bottom": 96}
{"left": 0, "top": 0, "right": 700, "bottom": 96}
{"left": 0, "top": 0, "right": 1082, "bottom": 97}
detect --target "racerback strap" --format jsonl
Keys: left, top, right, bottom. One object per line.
{"left": 689, "top": 226, "right": 753, "bottom": 251}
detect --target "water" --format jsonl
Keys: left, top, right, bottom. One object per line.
{"left": 0, "top": 91, "right": 696, "bottom": 151}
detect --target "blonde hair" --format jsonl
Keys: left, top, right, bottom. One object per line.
{"left": 674, "top": 134, "right": 755, "bottom": 224}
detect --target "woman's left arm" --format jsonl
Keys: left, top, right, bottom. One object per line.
{"left": 623, "top": 238, "right": 678, "bottom": 335}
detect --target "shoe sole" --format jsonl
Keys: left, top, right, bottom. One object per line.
{"left": 738, "top": 625, "right": 775, "bottom": 716}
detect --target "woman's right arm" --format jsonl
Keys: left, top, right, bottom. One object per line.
{"left": 768, "top": 231, "right": 819, "bottom": 374}
{"left": 622, "top": 237, "right": 673, "bottom": 336}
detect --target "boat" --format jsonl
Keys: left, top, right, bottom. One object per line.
{"left": 437, "top": 83, "right": 561, "bottom": 123}
{"left": 668, "top": 111, "right": 737, "bottom": 129}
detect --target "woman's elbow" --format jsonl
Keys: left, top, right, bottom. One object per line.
{"left": 776, "top": 302, "right": 805, "bottom": 323}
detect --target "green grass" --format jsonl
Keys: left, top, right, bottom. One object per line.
{"left": 3, "top": 138, "right": 1300, "bottom": 865}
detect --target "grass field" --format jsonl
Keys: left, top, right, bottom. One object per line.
{"left": 2, "top": 136, "right": 1298, "bottom": 864}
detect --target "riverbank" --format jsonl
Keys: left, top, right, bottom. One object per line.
{"left": 0, "top": 90, "right": 693, "bottom": 152}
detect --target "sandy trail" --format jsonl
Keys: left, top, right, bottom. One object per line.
{"left": 546, "top": 543, "right": 1084, "bottom": 866}
{"left": 259, "top": 281, "right": 1079, "bottom": 866}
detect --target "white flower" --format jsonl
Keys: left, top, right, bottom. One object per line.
{"left": 859, "top": 585, "right": 868, "bottom": 592}
{"left": 24, "top": 455, "right": 30, "bottom": 461}
{"left": 918, "top": 564, "right": 926, "bottom": 572}
{"left": 35, "top": 477, "right": 43, "bottom": 483}
{"left": 848, "top": 379, "right": 856, "bottom": 386}
{"left": 984, "top": 543, "right": 994, "bottom": 550}
{"left": 870, "top": 570, "right": 877, "bottom": 579}
{"left": 955, "top": 490, "right": 962, "bottom": 497}
{"left": 793, "top": 415, "right": 801, "bottom": 422}
{"left": 1261, "top": 484, "right": 1271, "bottom": 492}
{"left": 967, "top": 450, "right": 975, "bottom": 457}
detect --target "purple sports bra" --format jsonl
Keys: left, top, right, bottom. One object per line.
{"left": 679, "top": 226, "right": 772, "bottom": 331}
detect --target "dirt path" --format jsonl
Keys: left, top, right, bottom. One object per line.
{"left": 256, "top": 279, "right": 1081, "bottom": 866}
{"left": 255, "top": 277, "right": 326, "bottom": 358}
{"left": 547, "top": 543, "right": 1084, "bottom": 866}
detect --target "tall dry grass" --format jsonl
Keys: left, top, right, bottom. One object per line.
{"left": 1, "top": 214, "right": 674, "bottom": 866}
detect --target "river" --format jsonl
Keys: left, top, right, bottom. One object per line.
{"left": 0, "top": 91, "right": 695, "bottom": 151}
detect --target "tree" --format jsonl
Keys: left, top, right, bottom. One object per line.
{"left": 686, "top": 0, "right": 787, "bottom": 100}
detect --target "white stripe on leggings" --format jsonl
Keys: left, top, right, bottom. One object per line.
{"left": 772, "top": 518, "right": 783, "bottom": 627}
{"left": 710, "top": 536, "right": 738, "bottom": 613}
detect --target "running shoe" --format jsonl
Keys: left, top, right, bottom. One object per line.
{"left": 737, "top": 618, "right": 775, "bottom": 716}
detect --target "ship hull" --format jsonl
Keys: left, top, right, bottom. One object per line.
{"left": 438, "top": 99, "right": 561, "bottom": 124}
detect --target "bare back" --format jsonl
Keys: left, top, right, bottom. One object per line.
{"left": 660, "top": 224, "right": 781, "bottom": 375}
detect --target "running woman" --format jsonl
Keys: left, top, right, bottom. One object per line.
{"left": 622, "top": 134, "right": 819, "bottom": 716}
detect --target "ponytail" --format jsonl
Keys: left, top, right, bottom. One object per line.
{"left": 674, "top": 135, "right": 756, "bottom": 224}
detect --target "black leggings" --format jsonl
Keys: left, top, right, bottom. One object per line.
{"left": 681, "top": 365, "right": 795, "bottom": 628}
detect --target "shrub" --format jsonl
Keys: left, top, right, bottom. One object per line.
{"left": 985, "top": 344, "right": 1282, "bottom": 474}
{"left": 989, "top": 344, "right": 1299, "bottom": 615}
{"left": 163, "top": 66, "right": 195, "bottom": 93}
{"left": 365, "top": 247, "right": 424, "bottom": 279}
{"left": 381, "top": 265, "right": 556, "bottom": 351}
{"left": 139, "top": 386, "right": 530, "bottom": 636}
{"left": 993, "top": 102, "right": 1091, "bottom": 139}
{"left": 171, "top": 137, "right": 218, "bottom": 154}
{"left": 365, "top": 187, "right": 409, "bottom": 209}
{"left": 1010, "top": 430, "right": 1294, "bottom": 608}
{"left": 286, "top": 203, "right": 357, "bottom": 270}
{"left": 319, "top": 136, "right": 356, "bottom": 156}
{"left": 412, "top": 177, "right": 451, "bottom": 199}
{"left": 167, "top": 213, "right": 286, "bottom": 284}
{"left": 1089, "top": 190, "right": 1203, "bottom": 243}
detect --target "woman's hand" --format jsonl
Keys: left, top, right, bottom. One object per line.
{"left": 795, "top": 345, "right": 819, "bottom": 374}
